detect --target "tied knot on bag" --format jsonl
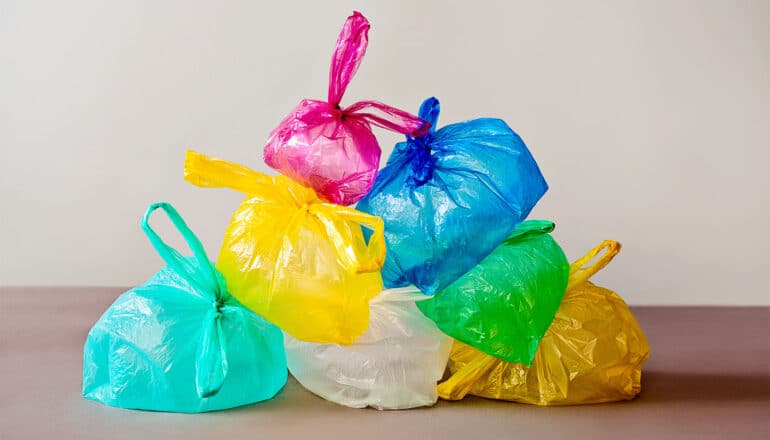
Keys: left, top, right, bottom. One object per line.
{"left": 406, "top": 135, "right": 437, "bottom": 187}
{"left": 212, "top": 297, "right": 225, "bottom": 318}
{"left": 404, "top": 97, "right": 441, "bottom": 187}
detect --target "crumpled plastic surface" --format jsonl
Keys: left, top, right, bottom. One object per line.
{"left": 417, "top": 220, "right": 569, "bottom": 364}
{"left": 438, "top": 240, "right": 651, "bottom": 405}
{"left": 284, "top": 287, "right": 452, "bottom": 410}
{"left": 357, "top": 97, "right": 548, "bottom": 295}
{"left": 264, "top": 11, "right": 427, "bottom": 206}
{"left": 184, "top": 150, "right": 385, "bottom": 345}
{"left": 82, "top": 203, "right": 287, "bottom": 413}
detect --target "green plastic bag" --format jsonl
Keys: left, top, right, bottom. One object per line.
{"left": 82, "top": 203, "right": 287, "bottom": 413}
{"left": 417, "top": 220, "right": 569, "bottom": 365}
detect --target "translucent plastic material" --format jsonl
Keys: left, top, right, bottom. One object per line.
{"left": 417, "top": 220, "right": 569, "bottom": 364}
{"left": 184, "top": 150, "right": 385, "bottom": 345}
{"left": 438, "top": 241, "right": 651, "bottom": 405}
{"left": 264, "top": 11, "right": 427, "bottom": 206}
{"left": 357, "top": 97, "right": 548, "bottom": 295}
{"left": 284, "top": 287, "right": 452, "bottom": 410}
{"left": 82, "top": 203, "right": 287, "bottom": 413}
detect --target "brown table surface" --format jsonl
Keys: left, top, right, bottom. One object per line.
{"left": 1, "top": 287, "right": 768, "bottom": 440}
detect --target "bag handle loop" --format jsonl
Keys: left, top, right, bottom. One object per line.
{"left": 184, "top": 150, "right": 276, "bottom": 195}
{"left": 503, "top": 219, "right": 556, "bottom": 244}
{"left": 437, "top": 346, "right": 500, "bottom": 401}
{"left": 344, "top": 101, "right": 429, "bottom": 136}
{"left": 185, "top": 150, "right": 309, "bottom": 209}
{"left": 309, "top": 204, "right": 386, "bottom": 274}
{"left": 327, "top": 11, "right": 369, "bottom": 106}
{"left": 416, "top": 96, "right": 440, "bottom": 135}
{"left": 195, "top": 311, "right": 229, "bottom": 399}
{"left": 567, "top": 240, "right": 621, "bottom": 291}
{"left": 141, "top": 202, "right": 230, "bottom": 398}
{"left": 141, "top": 202, "right": 222, "bottom": 298}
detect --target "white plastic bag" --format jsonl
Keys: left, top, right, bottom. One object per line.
{"left": 284, "top": 287, "right": 452, "bottom": 410}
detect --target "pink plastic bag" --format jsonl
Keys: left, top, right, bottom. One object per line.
{"left": 264, "top": 12, "right": 428, "bottom": 206}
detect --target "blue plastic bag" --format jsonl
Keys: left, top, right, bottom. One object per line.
{"left": 82, "top": 203, "right": 287, "bottom": 413}
{"left": 357, "top": 97, "right": 548, "bottom": 295}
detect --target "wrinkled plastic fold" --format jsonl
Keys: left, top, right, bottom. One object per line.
{"left": 357, "top": 97, "right": 548, "bottom": 295}
{"left": 264, "top": 11, "right": 426, "bottom": 205}
{"left": 184, "top": 150, "right": 385, "bottom": 345}
{"left": 284, "top": 287, "right": 452, "bottom": 410}
{"left": 82, "top": 203, "right": 287, "bottom": 413}
{"left": 417, "top": 220, "right": 569, "bottom": 364}
{"left": 438, "top": 241, "right": 650, "bottom": 405}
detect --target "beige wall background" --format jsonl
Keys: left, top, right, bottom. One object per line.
{"left": 1, "top": 0, "right": 768, "bottom": 304}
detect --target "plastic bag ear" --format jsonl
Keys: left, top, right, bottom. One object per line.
{"left": 195, "top": 310, "right": 229, "bottom": 398}
{"left": 437, "top": 347, "right": 499, "bottom": 401}
{"left": 141, "top": 202, "right": 222, "bottom": 297}
{"left": 183, "top": 150, "right": 274, "bottom": 197}
{"left": 567, "top": 240, "right": 622, "bottom": 290}
{"left": 418, "top": 97, "right": 440, "bottom": 132}
{"left": 327, "top": 11, "right": 370, "bottom": 105}
{"left": 309, "top": 204, "right": 386, "bottom": 274}
{"left": 503, "top": 219, "right": 556, "bottom": 243}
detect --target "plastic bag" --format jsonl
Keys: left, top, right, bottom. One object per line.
{"left": 184, "top": 150, "right": 385, "bottom": 345}
{"left": 357, "top": 97, "right": 548, "bottom": 295}
{"left": 417, "top": 220, "right": 569, "bottom": 364}
{"left": 438, "top": 241, "right": 651, "bottom": 405}
{"left": 264, "top": 11, "right": 427, "bottom": 206}
{"left": 283, "top": 287, "right": 452, "bottom": 410}
{"left": 82, "top": 203, "right": 287, "bottom": 413}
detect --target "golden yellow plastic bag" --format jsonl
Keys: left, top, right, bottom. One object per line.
{"left": 438, "top": 240, "right": 650, "bottom": 405}
{"left": 184, "top": 150, "right": 385, "bottom": 345}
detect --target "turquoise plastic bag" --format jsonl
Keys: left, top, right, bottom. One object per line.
{"left": 82, "top": 203, "right": 287, "bottom": 413}
{"left": 357, "top": 97, "right": 548, "bottom": 295}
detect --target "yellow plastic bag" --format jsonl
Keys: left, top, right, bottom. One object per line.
{"left": 184, "top": 150, "right": 385, "bottom": 345}
{"left": 438, "top": 240, "right": 650, "bottom": 405}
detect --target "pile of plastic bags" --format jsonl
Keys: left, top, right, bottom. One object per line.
{"left": 82, "top": 11, "right": 649, "bottom": 413}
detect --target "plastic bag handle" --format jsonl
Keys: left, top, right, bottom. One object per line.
{"left": 185, "top": 150, "right": 310, "bottom": 207}
{"left": 344, "top": 100, "right": 429, "bottom": 136}
{"left": 142, "top": 202, "right": 229, "bottom": 399}
{"left": 195, "top": 309, "right": 229, "bottom": 398}
{"left": 566, "top": 240, "right": 622, "bottom": 291}
{"left": 416, "top": 96, "right": 440, "bottom": 135}
{"left": 184, "top": 150, "right": 277, "bottom": 196}
{"left": 436, "top": 349, "right": 500, "bottom": 401}
{"left": 503, "top": 219, "right": 556, "bottom": 244}
{"left": 141, "top": 202, "right": 222, "bottom": 297}
{"left": 325, "top": 12, "right": 428, "bottom": 136}
{"left": 310, "top": 204, "right": 386, "bottom": 274}
{"left": 327, "top": 11, "right": 369, "bottom": 106}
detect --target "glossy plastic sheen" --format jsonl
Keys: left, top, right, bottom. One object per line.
{"left": 82, "top": 203, "right": 287, "bottom": 413}
{"left": 437, "top": 241, "right": 651, "bottom": 405}
{"left": 284, "top": 287, "right": 452, "bottom": 410}
{"left": 264, "top": 12, "right": 427, "bottom": 206}
{"left": 417, "top": 220, "right": 569, "bottom": 364}
{"left": 357, "top": 97, "right": 548, "bottom": 295}
{"left": 184, "top": 151, "right": 385, "bottom": 345}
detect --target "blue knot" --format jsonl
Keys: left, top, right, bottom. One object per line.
{"left": 406, "top": 134, "right": 436, "bottom": 188}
